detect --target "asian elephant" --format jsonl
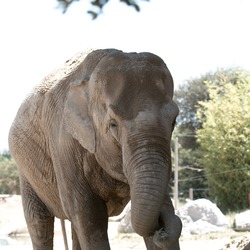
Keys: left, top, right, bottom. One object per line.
{"left": 9, "top": 49, "right": 182, "bottom": 250}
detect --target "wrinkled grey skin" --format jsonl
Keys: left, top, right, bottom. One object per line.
{"left": 9, "top": 49, "right": 182, "bottom": 250}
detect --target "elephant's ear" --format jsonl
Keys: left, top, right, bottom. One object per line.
{"left": 63, "top": 79, "right": 96, "bottom": 153}
{"left": 63, "top": 48, "right": 121, "bottom": 153}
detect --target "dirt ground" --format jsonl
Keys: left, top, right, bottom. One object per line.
{"left": 52, "top": 223, "right": 249, "bottom": 250}
{"left": 8, "top": 222, "right": 249, "bottom": 250}
{"left": 1, "top": 196, "right": 249, "bottom": 249}
{"left": 109, "top": 223, "right": 250, "bottom": 250}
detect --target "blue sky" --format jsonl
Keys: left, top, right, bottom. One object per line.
{"left": 1, "top": 0, "right": 250, "bottom": 150}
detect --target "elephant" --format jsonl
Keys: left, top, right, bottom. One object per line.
{"left": 8, "top": 49, "right": 182, "bottom": 250}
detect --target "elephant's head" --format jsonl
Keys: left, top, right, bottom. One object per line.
{"left": 63, "top": 49, "right": 181, "bottom": 246}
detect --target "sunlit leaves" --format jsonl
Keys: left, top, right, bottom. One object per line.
{"left": 0, "top": 152, "right": 20, "bottom": 194}
{"left": 196, "top": 70, "right": 250, "bottom": 212}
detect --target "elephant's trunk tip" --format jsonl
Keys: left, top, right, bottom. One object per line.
{"left": 153, "top": 215, "right": 182, "bottom": 249}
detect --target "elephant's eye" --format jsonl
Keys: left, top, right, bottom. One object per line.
{"left": 109, "top": 119, "right": 119, "bottom": 140}
{"left": 110, "top": 119, "right": 118, "bottom": 128}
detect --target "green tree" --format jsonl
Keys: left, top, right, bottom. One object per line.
{"left": 174, "top": 68, "right": 243, "bottom": 146}
{"left": 0, "top": 151, "right": 20, "bottom": 194}
{"left": 174, "top": 68, "right": 248, "bottom": 200}
{"left": 174, "top": 73, "right": 212, "bottom": 199}
{"left": 196, "top": 71, "right": 250, "bottom": 212}
{"left": 57, "top": 0, "right": 149, "bottom": 19}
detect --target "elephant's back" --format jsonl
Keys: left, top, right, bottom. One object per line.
{"left": 34, "top": 50, "right": 91, "bottom": 95}
{"left": 8, "top": 50, "right": 91, "bottom": 152}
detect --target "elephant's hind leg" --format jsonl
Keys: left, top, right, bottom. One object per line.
{"left": 21, "top": 178, "right": 54, "bottom": 250}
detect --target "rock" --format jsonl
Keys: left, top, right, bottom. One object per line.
{"left": 117, "top": 198, "right": 230, "bottom": 235}
{"left": 177, "top": 198, "right": 229, "bottom": 235}
{"left": 117, "top": 202, "right": 134, "bottom": 233}
{"left": 187, "top": 219, "right": 226, "bottom": 235}
{"left": 234, "top": 210, "right": 250, "bottom": 231}
{"left": 219, "top": 236, "right": 250, "bottom": 250}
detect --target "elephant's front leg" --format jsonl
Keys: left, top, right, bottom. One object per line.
{"left": 70, "top": 193, "right": 110, "bottom": 250}
{"left": 144, "top": 195, "right": 182, "bottom": 250}
{"left": 55, "top": 136, "right": 111, "bottom": 249}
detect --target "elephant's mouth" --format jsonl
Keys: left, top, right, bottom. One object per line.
{"left": 153, "top": 214, "right": 182, "bottom": 249}
{"left": 153, "top": 227, "right": 169, "bottom": 248}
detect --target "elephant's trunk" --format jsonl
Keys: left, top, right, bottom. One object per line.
{"left": 124, "top": 134, "right": 171, "bottom": 237}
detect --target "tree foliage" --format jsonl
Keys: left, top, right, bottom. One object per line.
{"left": 174, "top": 68, "right": 243, "bottom": 146}
{"left": 57, "top": 0, "right": 149, "bottom": 19}
{"left": 173, "top": 68, "right": 248, "bottom": 201}
{"left": 174, "top": 73, "right": 214, "bottom": 199}
{"left": 196, "top": 70, "right": 250, "bottom": 212}
{"left": 0, "top": 151, "right": 20, "bottom": 194}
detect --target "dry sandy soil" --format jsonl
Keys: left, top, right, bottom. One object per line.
{"left": 109, "top": 224, "right": 250, "bottom": 250}
{"left": 1, "top": 196, "right": 249, "bottom": 249}
{"left": 4, "top": 221, "right": 250, "bottom": 250}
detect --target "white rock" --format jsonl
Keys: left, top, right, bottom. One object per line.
{"left": 177, "top": 198, "right": 229, "bottom": 235}
{"left": 117, "top": 198, "right": 230, "bottom": 235}
{"left": 187, "top": 219, "right": 226, "bottom": 234}
{"left": 117, "top": 202, "right": 134, "bottom": 233}
{"left": 234, "top": 210, "right": 250, "bottom": 231}
{"left": 219, "top": 236, "right": 250, "bottom": 250}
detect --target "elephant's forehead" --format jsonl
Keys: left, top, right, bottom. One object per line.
{"left": 93, "top": 63, "right": 171, "bottom": 97}
{"left": 101, "top": 79, "right": 172, "bottom": 121}
{"left": 96, "top": 72, "right": 165, "bottom": 105}
{"left": 89, "top": 53, "right": 174, "bottom": 119}
{"left": 90, "top": 51, "right": 173, "bottom": 95}
{"left": 99, "top": 51, "right": 166, "bottom": 68}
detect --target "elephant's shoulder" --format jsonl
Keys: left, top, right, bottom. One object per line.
{"left": 34, "top": 50, "right": 90, "bottom": 95}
